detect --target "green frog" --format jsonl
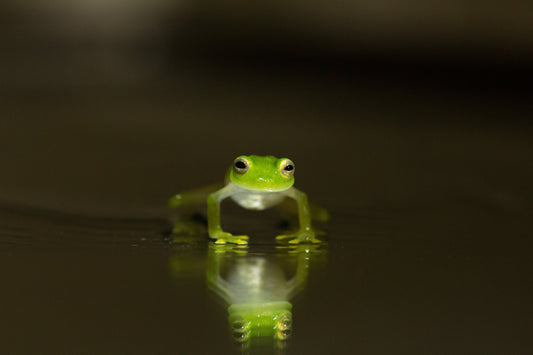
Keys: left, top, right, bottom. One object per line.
{"left": 169, "top": 155, "right": 328, "bottom": 245}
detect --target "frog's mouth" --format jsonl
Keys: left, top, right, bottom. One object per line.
{"left": 231, "top": 180, "right": 293, "bottom": 192}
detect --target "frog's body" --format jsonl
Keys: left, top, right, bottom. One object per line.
{"left": 228, "top": 184, "right": 287, "bottom": 210}
{"left": 231, "top": 188, "right": 285, "bottom": 210}
{"left": 169, "top": 155, "right": 328, "bottom": 245}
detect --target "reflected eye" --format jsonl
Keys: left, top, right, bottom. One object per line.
{"left": 276, "top": 329, "right": 292, "bottom": 340}
{"left": 233, "top": 158, "right": 249, "bottom": 174}
{"left": 230, "top": 317, "right": 250, "bottom": 341}
{"left": 231, "top": 317, "right": 247, "bottom": 332}
{"left": 277, "top": 313, "right": 292, "bottom": 331}
{"left": 280, "top": 159, "right": 295, "bottom": 178}
{"left": 233, "top": 330, "right": 250, "bottom": 342}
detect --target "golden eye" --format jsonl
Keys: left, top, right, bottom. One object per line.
{"left": 233, "top": 157, "right": 249, "bottom": 174}
{"left": 280, "top": 159, "right": 295, "bottom": 178}
{"left": 276, "top": 329, "right": 292, "bottom": 340}
{"left": 276, "top": 313, "right": 292, "bottom": 331}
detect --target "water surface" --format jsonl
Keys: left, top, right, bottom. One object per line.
{"left": 1, "top": 82, "right": 532, "bottom": 353}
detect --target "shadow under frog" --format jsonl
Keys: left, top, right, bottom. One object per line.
{"left": 169, "top": 242, "right": 327, "bottom": 347}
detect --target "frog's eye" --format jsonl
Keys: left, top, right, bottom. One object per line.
{"left": 231, "top": 317, "right": 248, "bottom": 332}
{"left": 276, "top": 313, "right": 292, "bottom": 331}
{"left": 280, "top": 159, "right": 295, "bottom": 178}
{"left": 230, "top": 316, "right": 250, "bottom": 342}
{"left": 233, "top": 157, "right": 249, "bottom": 174}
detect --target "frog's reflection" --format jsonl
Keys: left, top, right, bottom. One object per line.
{"left": 169, "top": 242, "right": 326, "bottom": 347}
{"left": 207, "top": 244, "right": 326, "bottom": 346}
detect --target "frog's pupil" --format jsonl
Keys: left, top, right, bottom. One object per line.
{"left": 284, "top": 164, "right": 294, "bottom": 171}
{"left": 235, "top": 161, "right": 246, "bottom": 169}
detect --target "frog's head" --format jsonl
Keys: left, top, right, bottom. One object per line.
{"left": 229, "top": 155, "right": 295, "bottom": 192}
{"left": 228, "top": 302, "right": 292, "bottom": 343}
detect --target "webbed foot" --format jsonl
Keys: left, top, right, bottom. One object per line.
{"left": 276, "top": 228, "right": 324, "bottom": 244}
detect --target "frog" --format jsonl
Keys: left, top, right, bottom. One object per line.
{"left": 168, "top": 155, "right": 329, "bottom": 245}
{"left": 206, "top": 244, "right": 312, "bottom": 344}
{"left": 168, "top": 243, "right": 327, "bottom": 345}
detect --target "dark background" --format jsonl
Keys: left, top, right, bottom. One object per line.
{"left": 1, "top": 1, "right": 532, "bottom": 353}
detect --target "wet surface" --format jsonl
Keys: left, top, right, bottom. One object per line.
{"left": 1, "top": 73, "right": 532, "bottom": 353}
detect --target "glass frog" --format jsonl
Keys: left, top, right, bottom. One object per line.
{"left": 204, "top": 244, "right": 327, "bottom": 345}
{"left": 167, "top": 243, "right": 328, "bottom": 347}
{"left": 168, "top": 155, "right": 329, "bottom": 245}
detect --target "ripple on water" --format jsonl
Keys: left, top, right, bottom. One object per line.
{"left": 0, "top": 202, "right": 173, "bottom": 251}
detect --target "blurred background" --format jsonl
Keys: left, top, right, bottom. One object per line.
{"left": 2, "top": 1, "right": 532, "bottom": 88}
{"left": 1, "top": 1, "right": 532, "bottom": 353}
{"left": 1, "top": 0, "right": 531, "bottom": 216}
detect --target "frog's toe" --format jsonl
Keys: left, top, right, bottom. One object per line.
{"left": 214, "top": 238, "right": 228, "bottom": 245}
{"left": 287, "top": 236, "right": 323, "bottom": 244}
{"left": 229, "top": 235, "right": 249, "bottom": 245}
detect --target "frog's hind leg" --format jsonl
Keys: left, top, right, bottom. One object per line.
{"left": 168, "top": 183, "right": 225, "bottom": 208}
{"left": 309, "top": 201, "right": 330, "bottom": 223}
{"left": 171, "top": 210, "right": 207, "bottom": 235}
{"left": 276, "top": 199, "right": 300, "bottom": 231}
{"left": 277, "top": 198, "right": 330, "bottom": 225}
{"left": 275, "top": 202, "right": 327, "bottom": 241}
{"left": 169, "top": 183, "right": 224, "bottom": 240}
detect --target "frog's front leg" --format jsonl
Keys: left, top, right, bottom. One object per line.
{"left": 207, "top": 184, "right": 249, "bottom": 245}
{"left": 276, "top": 188, "right": 322, "bottom": 244}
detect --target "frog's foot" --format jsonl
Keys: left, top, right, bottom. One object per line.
{"left": 210, "top": 231, "right": 249, "bottom": 246}
{"left": 276, "top": 229, "right": 323, "bottom": 244}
